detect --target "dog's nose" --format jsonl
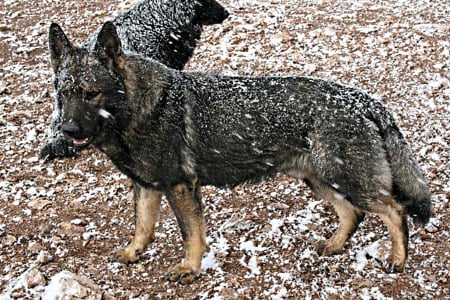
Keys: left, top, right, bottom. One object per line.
{"left": 61, "top": 121, "right": 80, "bottom": 137}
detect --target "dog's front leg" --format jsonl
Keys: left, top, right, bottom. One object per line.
{"left": 116, "top": 182, "right": 162, "bottom": 263}
{"left": 165, "top": 182, "right": 208, "bottom": 284}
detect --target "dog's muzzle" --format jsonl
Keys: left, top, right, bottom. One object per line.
{"left": 61, "top": 121, "right": 93, "bottom": 148}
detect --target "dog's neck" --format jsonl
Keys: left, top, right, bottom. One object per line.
{"left": 123, "top": 56, "right": 174, "bottom": 115}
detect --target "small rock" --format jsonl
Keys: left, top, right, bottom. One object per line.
{"left": 11, "top": 291, "right": 23, "bottom": 298}
{"left": 262, "top": 224, "right": 272, "bottom": 233}
{"left": 70, "top": 218, "right": 87, "bottom": 226}
{"left": 10, "top": 267, "right": 46, "bottom": 292}
{"left": 130, "top": 289, "right": 141, "bottom": 298}
{"left": 28, "top": 241, "right": 45, "bottom": 254}
{"left": 58, "top": 222, "right": 86, "bottom": 236}
{"left": 25, "top": 267, "right": 46, "bottom": 288}
{"left": 135, "top": 264, "right": 146, "bottom": 273}
{"left": 357, "top": 279, "right": 374, "bottom": 288}
{"left": 27, "top": 199, "right": 52, "bottom": 210}
{"left": 40, "top": 223, "right": 54, "bottom": 235}
{"left": 0, "top": 82, "right": 9, "bottom": 95}
{"left": 3, "top": 234, "right": 17, "bottom": 246}
{"left": 37, "top": 250, "right": 54, "bottom": 265}
{"left": 424, "top": 223, "right": 439, "bottom": 234}
{"left": 40, "top": 89, "right": 50, "bottom": 99}
{"left": 303, "top": 63, "right": 317, "bottom": 74}
{"left": 50, "top": 236, "right": 65, "bottom": 247}
{"left": 42, "top": 271, "right": 103, "bottom": 300}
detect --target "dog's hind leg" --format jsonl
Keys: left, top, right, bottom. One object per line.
{"left": 367, "top": 196, "right": 408, "bottom": 273}
{"left": 317, "top": 198, "right": 365, "bottom": 256}
{"left": 116, "top": 183, "right": 162, "bottom": 263}
{"left": 304, "top": 177, "right": 365, "bottom": 256}
{"left": 165, "top": 182, "right": 208, "bottom": 284}
{"left": 284, "top": 155, "right": 365, "bottom": 256}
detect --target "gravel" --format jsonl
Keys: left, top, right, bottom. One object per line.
{"left": 0, "top": 0, "right": 449, "bottom": 299}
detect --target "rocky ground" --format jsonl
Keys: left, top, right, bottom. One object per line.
{"left": 0, "top": 0, "right": 449, "bottom": 299}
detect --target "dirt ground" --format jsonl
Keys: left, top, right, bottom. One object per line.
{"left": 0, "top": 0, "right": 449, "bottom": 299}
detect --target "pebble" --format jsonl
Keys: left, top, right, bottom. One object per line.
{"left": 36, "top": 250, "right": 54, "bottom": 265}
{"left": 43, "top": 271, "right": 103, "bottom": 299}
{"left": 25, "top": 267, "right": 46, "bottom": 288}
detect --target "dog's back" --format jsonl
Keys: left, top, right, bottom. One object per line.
{"left": 187, "top": 74, "right": 430, "bottom": 223}
{"left": 82, "top": 0, "right": 229, "bottom": 69}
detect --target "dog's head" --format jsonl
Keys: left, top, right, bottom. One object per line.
{"left": 195, "top": 0, "right": 229, "bottom": 25}
{"left": 49, "top": 22, "right": 128, "bottom": 149}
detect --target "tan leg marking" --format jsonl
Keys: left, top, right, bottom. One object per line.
{"left": 369, "top": 196, "right": 408, "bottom": 273}
{"left": 165, "top": 183, "right": 208, "bottom": 284}
{"left": 317, "top": 191, "right": 365, "bottom": 256}
{"left": 116, "top": 186, "right": 162, "bottom": 263}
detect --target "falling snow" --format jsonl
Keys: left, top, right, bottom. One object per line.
{"left": 0, "top": 0, "right": 449, "bottom": 299}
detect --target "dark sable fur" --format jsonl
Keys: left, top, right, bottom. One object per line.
{"left": 41, "top": 0, "right": 228, "bottom": 160}
{"left": 82, "top": 0, "right": 229, "bottom": 70}
{"left": 49, "top": 22, "right": 432, "bottom": 283}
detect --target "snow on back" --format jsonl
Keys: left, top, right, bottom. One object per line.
{"left": 1, "top": 0, "right": 448, "bottom": 298}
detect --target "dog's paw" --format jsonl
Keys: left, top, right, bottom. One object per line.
{"left": 115, "top": 247, "right": 141, "bottom": 264}
{"left": 165, "top": 264, "right": 198, "bottom": 284}
{"left": 40, "top": 143, "right": 54, "bottom": 160}
{"left": 40, "top": 138, "right": 77, "bottom": 160}
{"left": 384, "top": 256, "right": 405, "bottom": 273}
{"left": 315, "top": 240, "right": 342, "bottom": 256}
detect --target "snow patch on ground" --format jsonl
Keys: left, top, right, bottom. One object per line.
{"left": 0, "top": 0, "right": 449, "bottom": 298}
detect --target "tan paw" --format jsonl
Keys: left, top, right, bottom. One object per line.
{"left": 115, "top": 247, "right": 142, "bottom": 264}
{"left": 316, "top": 240, "right": 343, "bottom": 256}
{"left": 384, "top": 255, "right": 405, "bottom": 273}
{"left": 165, "top": 264, "right": 198, "bottom": 284}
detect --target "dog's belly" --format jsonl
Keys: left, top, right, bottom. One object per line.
{"left": 196, "top": 157, "right": 278, "bottom": 187}
{"left": 194, "top": 142, "right": 298, "bottom": 187}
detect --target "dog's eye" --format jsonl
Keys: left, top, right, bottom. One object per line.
{"left": 85, "top": 91, "right": 99, "bottom": 101}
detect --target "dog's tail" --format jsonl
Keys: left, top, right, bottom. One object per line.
{"left": 383, "top": 124, "right": 432, "bottom": 224}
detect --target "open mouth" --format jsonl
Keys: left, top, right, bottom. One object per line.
{"left": 71, "top": 137, "right": 93, "bottom": 148}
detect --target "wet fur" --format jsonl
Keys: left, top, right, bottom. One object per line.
{"left": 41, "top": 0, "right": 228, "bottom": 160}
{"left": 49, "top": 22, "right": 432, "bottom": 283}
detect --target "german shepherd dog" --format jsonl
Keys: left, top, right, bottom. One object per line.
{"left": 49, "top": 22, "right": 431, "bottom": 284}
{"left": 41, "top": 0, "right": 229, "bottom": 160}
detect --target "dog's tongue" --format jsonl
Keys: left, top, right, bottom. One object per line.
{"left": 72, "top": 138, "right": 89, "bottom": 146}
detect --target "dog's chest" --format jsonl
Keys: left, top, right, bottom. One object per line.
{"left": 97, "top": 135, "right": 165, "bottom": 189}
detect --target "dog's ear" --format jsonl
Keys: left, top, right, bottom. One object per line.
{"left": 94, "top": 21, "right": 124, "bottom": 71}
{"left": 194, "top": 0, "right": 229, "bottom": 25}
{"left": 49, "top": 23, "right": 73, "bottom": 71}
